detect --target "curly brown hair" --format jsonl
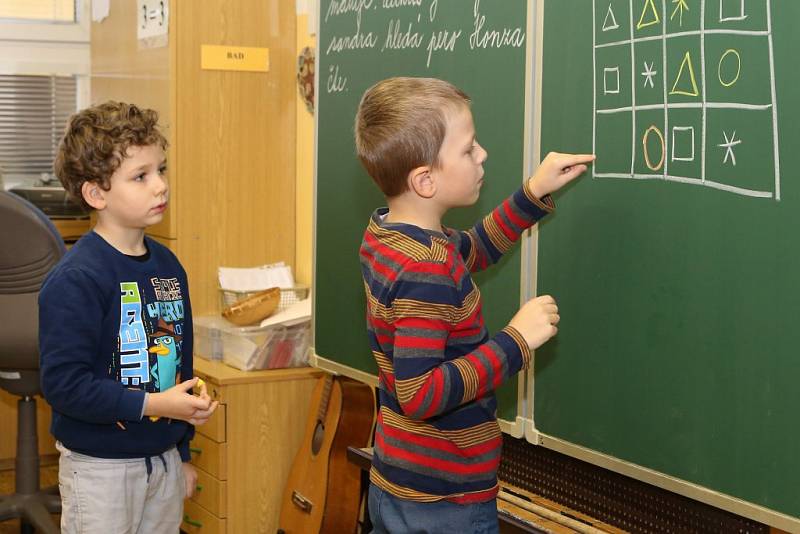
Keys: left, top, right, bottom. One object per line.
{"left": 54, "top": 101, "right": 168, "bottom": 211}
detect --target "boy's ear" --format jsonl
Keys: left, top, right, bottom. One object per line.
{"left": 81, "top": 181, "right": 106, "bottom": 210}
{"left": 407, "top": 165, "right": 436, "bottom": 199}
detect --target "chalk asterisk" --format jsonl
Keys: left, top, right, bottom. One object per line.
{"left": 642, "top": 61, "right": 658, "bottom": 89}
{"left": 671, "top": 0, "right": 690, "bottom": 27}
{"left": 718, "top": 130, "right": 742, "bottom": 166}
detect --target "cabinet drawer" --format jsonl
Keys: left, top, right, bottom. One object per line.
{"left": 196, "top": 403, "right": 226, "bottom": 442}
{"left": 189, "top": 433, "right": 227, "bottom": 480}
{"left": 182, "top": 499, "right": 225, "bottom": 534}
{"left": 193, "top": 373, "right": 225, "bottom": 403}
{"left": 192, "top": 466, "right": 227, "bottom": 517}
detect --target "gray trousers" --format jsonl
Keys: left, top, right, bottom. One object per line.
{"left": 56, "top": 442, "right": 186, "bottom": 534}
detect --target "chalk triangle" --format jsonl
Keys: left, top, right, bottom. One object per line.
{"left": 670, "top": 51, "right": 700, "bottom": 97}
{"left": 603, "top": 3, "right": 620, "bottom": 31}
{"left": 637, "top": 0, "right": 661, "bottom": 30}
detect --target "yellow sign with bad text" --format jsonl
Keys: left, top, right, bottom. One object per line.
{"left": 201, "top": 45, "right": 270, "bottom": 72}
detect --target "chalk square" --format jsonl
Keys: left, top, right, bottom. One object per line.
{"left": 672, "top": 126, "right": 695, "bottom": 162}
{"left": 604, "top": 66, "right": 621, "bottom": 94}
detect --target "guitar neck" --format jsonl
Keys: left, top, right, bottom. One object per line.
{"left": 316, "top": 375, "right": 334, "bottom": 423}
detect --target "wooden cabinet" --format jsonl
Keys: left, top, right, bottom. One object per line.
{"left": 91, "top": 0, "right": 297, "bottom": 315}
{"left": 184, "top": 358, "right": 320, "bottom": 533}
{"left": 51, "top": 218, "right": 90, "bottom": 244}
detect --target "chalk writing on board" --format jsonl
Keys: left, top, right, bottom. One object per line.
{"left": 642, "top": 61, "right": 658, "bottom": 88}
{"left": 592, "top": 0, "right": 780, "bottom": 200}
{"left": 327, "top": 64, "right": 348, "bottom": 93}
{"left": 323, "top": 0, "right": 524, "bottom": 94}
{"left": 671, "top": 0, "right": 690, "bottom": 26}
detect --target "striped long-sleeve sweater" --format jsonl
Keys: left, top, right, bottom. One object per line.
{"left": 359, "top": 183, "right": 555, "bottom": 503}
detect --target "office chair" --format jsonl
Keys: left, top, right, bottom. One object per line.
{"left": 0, "top": 191, "right": 65, "bottom": 534}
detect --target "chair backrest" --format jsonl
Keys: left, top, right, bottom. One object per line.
{"left": 0, "top": 191, "right": 65, "bottom": 373}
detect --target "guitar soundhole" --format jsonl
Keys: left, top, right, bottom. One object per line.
{"left": 311, "top": 421, "right": 324, "bottom": 455}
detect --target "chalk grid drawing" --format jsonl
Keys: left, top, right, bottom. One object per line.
{"left": 593, "top": 0, "right": 781, "bottom": 199}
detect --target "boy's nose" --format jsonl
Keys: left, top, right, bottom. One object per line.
{"left": 154, "top": 174, "right": 169, "bottom": 195}
{"left": 477, "top": 143, "right": 488, "bottom": 164}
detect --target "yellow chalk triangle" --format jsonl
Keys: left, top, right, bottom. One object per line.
{"left": 637, "top": 0, "right": 661, "bottom": 29}
{"left": 670, "top": 51, "right": 700, "bottom": 97}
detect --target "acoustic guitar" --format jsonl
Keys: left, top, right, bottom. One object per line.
{"left": 277, "top": 374, "right": 375, "bottom": 534}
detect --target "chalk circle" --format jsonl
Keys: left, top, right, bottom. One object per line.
{"left": 718, "top": 49, "right": 741, "bottom": 88}
{"left": 643, "top": 125, "right": 666, "bottom": 171}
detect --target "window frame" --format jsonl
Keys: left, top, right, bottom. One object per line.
{"left": 0, "top": 0, "right": 90, "bottom": 186}
{"left": 0, "top": 0, "right": 89, "bottom": 78}
{"left": 0, "top": 0, "right": 88, "bottom": 43}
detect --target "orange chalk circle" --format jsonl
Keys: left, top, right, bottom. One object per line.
{"left": 643, "top": 125, "right": 666, "bottom": 171}
{"left": 718, "top": 49, "right": 741, "bottom": 87}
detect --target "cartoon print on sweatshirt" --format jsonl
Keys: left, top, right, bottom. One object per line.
{"left": 148, "top": 319, "right": 182, "bottom": 391}
{"left": 114, "top": 278, "right": 185, "bottom": 424}
{"left": 118, "top": 282, "right": 151, "bottom": 387}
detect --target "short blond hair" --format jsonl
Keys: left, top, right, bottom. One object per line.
{"left": 354, "top": 77, "right": 470, "bottom": 197}
{"left": 55, "top": 101, "right": 168, "bottom": 211}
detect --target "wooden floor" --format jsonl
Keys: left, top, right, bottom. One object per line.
{"left": 0, "top": 464, "right": 59, "bottom": 534}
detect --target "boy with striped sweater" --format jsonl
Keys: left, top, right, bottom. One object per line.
{"left": 356, "top": 77, "right": 594, "bottom": 533}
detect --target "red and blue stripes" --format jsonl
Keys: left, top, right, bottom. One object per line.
{"left": 359, "top": 184, "right": 553, "bottom": 502}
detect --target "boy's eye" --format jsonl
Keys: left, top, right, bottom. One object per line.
{"left": 159, "top": 166, "right": 168, "bottom": 175}
{"left": 134, "top": 173, "right": 146, "bottom": 181}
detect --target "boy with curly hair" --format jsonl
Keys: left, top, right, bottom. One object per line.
{"left": 40, "top": 101, "right": 217, "bottom": 533}
{"left": 356, "top": 77, "right": 594, "bottom": 533}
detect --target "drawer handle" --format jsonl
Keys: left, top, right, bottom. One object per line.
{"left": 189, "top": 447, "right": 203, "bottom": 455}
{"left": 183, "top": 514, "right": 202, "bottom": 528}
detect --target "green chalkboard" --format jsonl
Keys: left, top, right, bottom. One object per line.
{"left": 314, "top": 0, "right": 530, "bottom": 425}
{"left": 536, "top": 0, "right": 799, "bottom": 524}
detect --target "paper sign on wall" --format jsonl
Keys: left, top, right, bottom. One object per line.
{"left": 201, "top": 45, "right": 270, "bottom": 72}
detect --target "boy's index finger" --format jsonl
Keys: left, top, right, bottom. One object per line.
{"left": 176, "top": 376, "right": 199, "bottom": 392}
{"left": 562, "top": 153, "right": 596, "bottom": 167}
{"left": 558, "top": 154, "right": 595, "bottom": 175}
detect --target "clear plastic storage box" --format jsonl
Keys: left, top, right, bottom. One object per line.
{"left": 194, "top": 316, "right": 225, "bottom": 361}
{"left": 194, "top": 315, "right": 310, "bottom": 371}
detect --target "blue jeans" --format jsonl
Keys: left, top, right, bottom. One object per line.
{"left": 368, "top": 483, "right": 499, "bottom": 534}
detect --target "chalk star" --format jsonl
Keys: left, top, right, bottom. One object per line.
{"left": 642, "top": 61, "right": 658, "bottom": 88}
{"left": 718, "top": 130, "right": 742, "bottom": 166}
{"left": 671, "top": 0, "right": 690, "bottom": 27}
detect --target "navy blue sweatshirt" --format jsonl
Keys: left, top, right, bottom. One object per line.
{"left": 39, "top": 231, "right": 193, "bottom": 461}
